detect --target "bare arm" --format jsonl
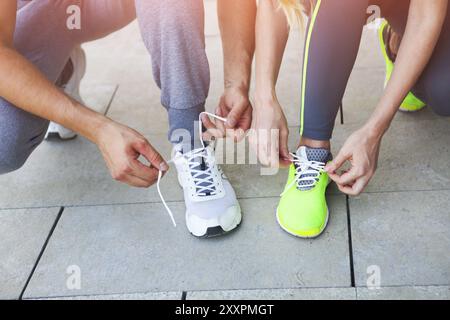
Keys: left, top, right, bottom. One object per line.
{"left": 327, "top": 0, "right": 448, "bottom": 195}
{"left": 255, "top": 0, "right": 289, "bottom": 101}
{"left": 207, "top": 0, "right": 256, "bottom": 140}
{"left": 0, "top": 1, "right": 167, "bottom": 187}
{"left": 218, "top": 0, "right": 256, "bottom": 92}
{"left": 251, "top": 0, "right": 291, "bottom": 167}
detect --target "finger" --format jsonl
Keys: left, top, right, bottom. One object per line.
{"left": 237, "top": 106, "right": 253, "bottom": 132}
{"left": 332, "top": 166, "right": 365, "bottom": 185}
{"left": 337, "top": 177, "right": 367, "bottom": 196}
{"left": 279, "top": 129, "right": 292, "bottom": 167}
{"left": 248, "top": 130, "right": 259, "bottom": 161}
{"left": 232, "top": 128, "right": 246, "bottom": 143}
{"left": 120, "top": 173, "right": 155, "bottom": 188}
{"left": 350, "top": 178, "right": 369, "bottom": 195}
{"left": 130, "top": 159, "right": 160, "bottom": 184}
{"left": 226, "top": 101, "right": 248, "bottom": 129}
{"left": 201, "top": 113, "right": 217, "bottom": 131}
{"left": 325, "top": 149, "right": 349, "bottom": 173}
{"left": 336, "top": 183, "right": 354, "bottom": 195}
{"left": 203, "top": 127, "right": 224, "bottom": 142}
{"left": 269, "top": 130, "right": 279, "bottom": 168}
{"left": 134, "top": 140, "right": 168, "bottom": 172}
{"left": 215, "top": 107, "right": 227, "bottom": 136}
{"left": 258, "top": 130, "right": 271, "bottom": 167}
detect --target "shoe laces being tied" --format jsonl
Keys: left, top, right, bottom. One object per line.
{"left": 157, "top": 112, "right": 227, "bottom": 228}
{"left": 281, "top": 152, "right": 326, "bottom": 196}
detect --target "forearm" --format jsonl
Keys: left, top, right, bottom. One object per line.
{"left": 367, "top": 0, "right": 448, "bottom": 136}
{"left": 218, "top": 0, "right": 256, "bottom": 91}
{"left": 254, "top": 0, "right": 289, "bottom": 102}
{"left": 0, "top": 46, "right": 109, "bottom": 143}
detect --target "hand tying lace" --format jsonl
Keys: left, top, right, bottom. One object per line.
{"left": 157, "top": 112, "right": 227, "bottom": 227}
{"left": 281, "top": 152, "right": 326, "bottom": 196}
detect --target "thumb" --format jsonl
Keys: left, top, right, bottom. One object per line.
{"left": 226, "top": 101, "right": 247, "bottom": 129}
{"left": 135, "top": 140, "right": 168, "bottom": 172}
{"left": 279, "top": 130, "right": 291, "bottom": 167}
{"left": 325, "top": 148, "right": 348, "bottom": 173}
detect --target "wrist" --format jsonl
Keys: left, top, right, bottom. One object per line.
{"left": 254, "top": 89, "right": 277, "bottom": 107}
{"left": 363, "top": 119, "right": 388, "bottom": 141}
{"left": 69, "top": 101, "right": 113, "bottom": 145}
{"left": 224, "top": 79, "right": 250, "bottom": 93}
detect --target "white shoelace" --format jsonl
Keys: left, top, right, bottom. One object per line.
{"left": 157, "top": 112, "right": 227, "bottom": 227}
{"left": 280, "top": 153, "right": 326, "bottom": 196}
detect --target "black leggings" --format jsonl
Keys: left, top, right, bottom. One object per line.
{"left": 301, "top": 0, "right": 450, "bottom": 141}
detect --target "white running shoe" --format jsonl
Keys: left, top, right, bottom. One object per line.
{"left": 173, "top": 143, "right": 242, "bottom": 238}
{"left": 45, "top": 46, "right": 87, "bottom": 140}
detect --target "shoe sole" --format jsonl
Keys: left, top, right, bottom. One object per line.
{"left": 45, "top": 132, "right": 78, "bottom": 141}
{"left": 399, "top": 105, "right": 427, "bottom": 113}
{"left": 193, "top": 213, "right": 243, "bottom": 239}
{"left": 275, "top": 208, "right": 329, "bottom": 239}
{"left": 188, "top": 210, "right": 242, "bottom": 239}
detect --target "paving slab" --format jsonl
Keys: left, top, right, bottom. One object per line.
{"left": 357, "top": 286, "right": 450, "bottom": 300}
{"left": 350, "top": 190, "right": 450, "bottom": 287}
{"left": 24, "top": 196, "right": 350, "bottom": 298}
{"left": 0, "top": 208, "right": 59, "bottom": 300}
{"left": 187, "top": 287, "right": 356, "bottom": 300}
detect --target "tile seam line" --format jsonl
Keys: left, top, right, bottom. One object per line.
{"left": 25, "top": 286, "right": 357, "bottom": 300}
{"left": 346, "top": 195, "right": 356, "bottom": 288}
{"left": 25, "top": 284, "right": 450, "bottom": 300}
{"left": 18, "top": 207, "right": 65, "bottom": 300}
{"left": 103, "top": 84, "right": 120, "bottom": 116}
{"left": 1, "top": 187, "right": 450, "bottom": 212}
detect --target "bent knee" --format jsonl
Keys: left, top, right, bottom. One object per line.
{"left": 0, "top": 148, "right": 30, "bottom": 175}
{"left": 423, "top": 77, "right": 450, "bottom": 117}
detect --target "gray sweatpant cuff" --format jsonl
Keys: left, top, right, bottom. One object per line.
{"left": 167, "top": 102, "right": 206, "bottom": 151}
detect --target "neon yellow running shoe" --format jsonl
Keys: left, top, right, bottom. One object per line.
{"left": 276, "top": 146, "right": 332, "bottom": 239}
{"left": 379, "top": 20, "right": 426, "bottom": 112}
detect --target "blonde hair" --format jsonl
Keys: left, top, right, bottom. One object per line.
{"left": 278, "top": 0, "right": 314, "bottom": 27}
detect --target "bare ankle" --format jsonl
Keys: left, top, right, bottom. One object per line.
{"left": 298, "top": 137, "right": 330, "bottom": 150}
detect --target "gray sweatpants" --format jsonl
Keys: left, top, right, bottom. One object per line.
{"left": 0, "top": 0, "right": 210, "bottom": 174}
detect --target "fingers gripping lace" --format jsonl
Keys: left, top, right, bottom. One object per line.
{"left": 157, "top": 112, "right": 227, "bottom": 227}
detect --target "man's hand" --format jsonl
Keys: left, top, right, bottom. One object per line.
{"left": 250, "top": 97, "right": 291, "bottom": 168}
{"left": 96, "top": 121, "right": 168, "bottom": 188}
{"left": 325, "top": 126, "right": 383, "bottom": 196}
{"left": 203, "top": 86, "right": 252, "bottom": 142}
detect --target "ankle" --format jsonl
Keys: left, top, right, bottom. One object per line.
{"left": 298, "top": 137, "right": 331, "bottom": 150}
{"left": 387, "top": 28, "right": 401, "bottom": 62}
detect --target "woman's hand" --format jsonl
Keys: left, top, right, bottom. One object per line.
{"left": 95, "top": 121, "right": 168, "bottom": 188}
{"left": 325, "top": 125, "right": 383, "bottom": 196}
{"left": 250, "top": 97, "right": 291, "bottom": 168}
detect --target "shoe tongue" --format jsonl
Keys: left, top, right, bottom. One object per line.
{"left": 296, "top": 146, "right": 330, "bottom": 163}
{"left": 294, "top": 146, "right": 330, "bottom": 191}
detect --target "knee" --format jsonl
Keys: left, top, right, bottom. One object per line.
{"left": 425, "top": 77, "right": 450, "bottom": 117}
{"left": 428, "top": 85, "right": 450, "bottom": 117}
{"left": 0, "top": 148, "right": 29, "bottom": 175}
